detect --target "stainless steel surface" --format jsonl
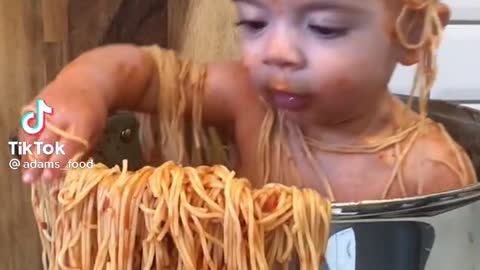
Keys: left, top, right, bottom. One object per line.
{"left": 324, "top": 184, "right": 480, "bottom": 270}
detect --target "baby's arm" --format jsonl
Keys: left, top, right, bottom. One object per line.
{"left": 59, "top": 44, "right": 240, "bottom": 122}
{"left": 19, "top": 44, "right": 243, "bottom": 183}
{"left": 403, "top": 123, "right": 477, "bottom": 195}
{"left": 138, "top": 56, "right": 248, "bottom": 163}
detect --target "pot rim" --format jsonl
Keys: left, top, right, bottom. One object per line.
{"left": 331, "top": 182, "right": 480, "bottom": 221}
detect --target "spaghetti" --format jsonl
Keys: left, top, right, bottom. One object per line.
{"left": 32, "top": 161, "right": 331, "bottom": 270}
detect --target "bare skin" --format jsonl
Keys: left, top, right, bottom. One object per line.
{"left": 19, "top": 0, "right": 475, "bottom": 202}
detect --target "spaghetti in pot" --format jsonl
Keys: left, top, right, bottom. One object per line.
{"left": 31, "top": 161, "right": 331, "bottom": 270}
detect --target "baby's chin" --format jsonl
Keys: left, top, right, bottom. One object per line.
{"left": 278, "top": 105, "right": 359, "bottom": 128}
{"left": 274, "top": 107, "right": 322, "bottom": 126}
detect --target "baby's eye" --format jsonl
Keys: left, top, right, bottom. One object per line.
{"left": 235, "top": 20, "right": 267, "bottom": 32}
{"left": 308, "top": 25, "right": 347, "bottom": 39}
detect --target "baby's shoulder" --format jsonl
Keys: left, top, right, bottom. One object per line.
{"left": 402, "top": 120, "right": 476, "bottom": 195}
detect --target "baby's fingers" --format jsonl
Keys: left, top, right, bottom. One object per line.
{"left": 43, "top": 137, "right": 88, "bottom": 181}
{"left": 16, "top": 129, "right": 39, "bottom": 183}
{"left": 22, "top": 130, "right": 60, "bottom": 183}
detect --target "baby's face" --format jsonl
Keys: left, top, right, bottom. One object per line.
{"left": 234, "top": 0, "right": 403, "bottom": 125}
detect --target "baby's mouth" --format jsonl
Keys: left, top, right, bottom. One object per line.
{"left": 270, "top": 91, "right": 311, "bottom": 112}
{"left": 267, "top": 76, "right": 311, "bottom": 111}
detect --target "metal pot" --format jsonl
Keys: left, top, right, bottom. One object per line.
{"left": 325, "top": 183, "right": 480, "bottom": 270}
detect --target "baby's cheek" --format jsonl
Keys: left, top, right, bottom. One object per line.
{"left": 242, "top": 60, "right": 268, "bottom": 91}
{"left": 310, "top": 74, "right": 358, "bottom": 101}
{"left": 309, "top": 74, "right": 381, "bottom": 117}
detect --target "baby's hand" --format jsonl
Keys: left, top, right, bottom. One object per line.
{"left": 17, "top": 78, "right": 108, "bottom": 184}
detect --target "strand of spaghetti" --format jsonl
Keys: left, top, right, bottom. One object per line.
{"left": 144, "top": 169, "right": 166, "bottom": 268}
{"left": 382, "top": 130, "right": 420, "bottom": 198}
{"left": 179, "top": 192, "right": 197, "bottom": 269}
{"left": 127, "top": 169, "right": 151, "bottom": 270}
{"left": 120, "top": 169, "right": 140, "bottom": 270}
{"left": 68, "top": 206, "right": 82, "bottom": 268}
{"left": 223, "top": 170, "right": 240, "bottom": 270}
{"left": 307, "top": 189, "right": 319, "bottom": 261}
{"left": 118, "top": 169, "right": 140, "bottom": 270}
{"left": 143, "top": 163, "right": 171, "bottom": 242}
{"left": 38, "top": 182, "right": 55, "bottom": 252}
{"left": 274, "top": 112, "right": 288, "bottom": 186}
{"left": 139, "top": 189, "right": 155, "bottom": 270}
{"left": 280, "top": 224, "right": 294, "bottom": 263}
{"left": 294, "top": 124, "right": 335, "bottom": 201}
{"left": 257, "top": 105, "right": 274, "bottom": 184}
{"left": 395, "top": 0, "right": 435, "bottom": 50}
{"left": 438, "top": 124, "right": 470, "bottom": 185}
{"left": 291, "top": 187, "right": 308, "bottom": 270}
{"left": 97, "top": 173, "right": 117, "bottom": 270}
{"left": 305, "top": 121, "right": 420, "bottom": 153}
{"left": 61, "top": 165, "right": 112, "bottom": 211}
{"left": 184, "top": 167, "right": 224, "bottom": 214}
{"left": 190, "top": 214, "right": 216, "bottom": 269}
{"left": 21, "top": 105, "right": 89, "bottom": 149}
{"left": 31, "top": 186, "right": 55, "bottom": 270}
{"left": 394, "top": 143, "right": 409, "bottom": 197}
{"left": 169, "top": 168, "right": 195, "bottom": 269}
{"left": 118, "top": 162, "right": 143, "bottom": 269}
{"left": 83, "top": 189, "right": 96, "bottom": 270}
{"left": 107, "top": 166, "right": 128, "bottom": 270}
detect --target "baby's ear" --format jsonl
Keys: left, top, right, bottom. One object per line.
{"left": 397, "top": 3, "right": 450, "bottom": 66}
{"left": 437, "top": 3, "right": 451, "bottom": 28}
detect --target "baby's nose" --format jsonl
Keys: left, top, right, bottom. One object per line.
{"left": 262, "top": 32, "right": 305, "bottom": 70}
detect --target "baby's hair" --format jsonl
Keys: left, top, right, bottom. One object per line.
{"left": 395, "top": 0, "right": 443, "bottom": 118}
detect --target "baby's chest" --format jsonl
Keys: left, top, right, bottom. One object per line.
{"left": 232, "top": 115, "right": 417, "bottom": 201}
{"left": 297, "top": 150, "right": 415, "bottom": 202}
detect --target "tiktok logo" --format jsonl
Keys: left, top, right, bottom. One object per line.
{"left": 20, "top": 99, "right": 54, "bottom": 135}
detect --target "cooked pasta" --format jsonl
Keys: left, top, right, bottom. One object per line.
{"left": 31, "top": 160, "right": 331, "bottom": 270}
